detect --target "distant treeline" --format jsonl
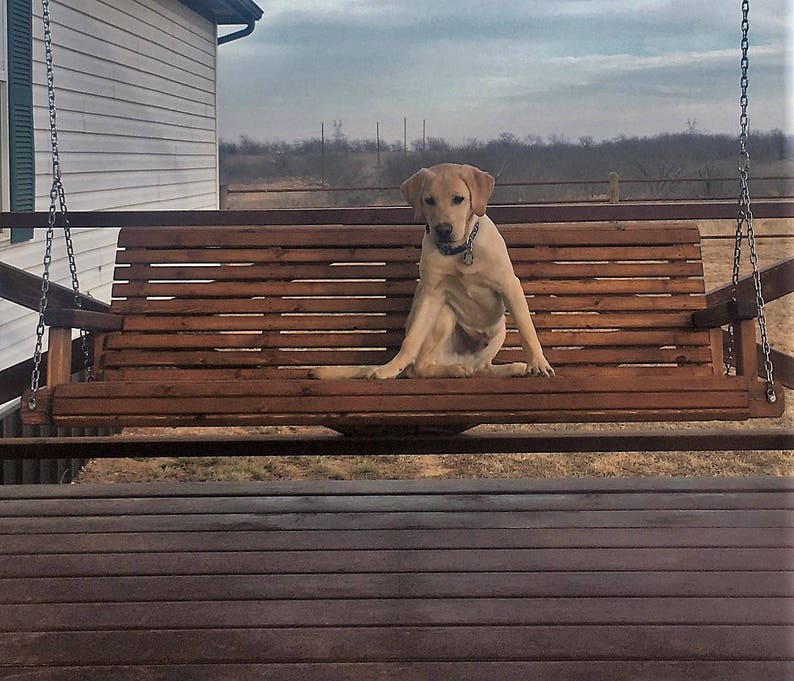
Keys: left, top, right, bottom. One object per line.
{"left": 220, "top": 129, "right": 792, "bottom": 203}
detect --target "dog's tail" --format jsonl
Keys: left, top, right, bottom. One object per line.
{"left": 308, "top": 365, "right": 376, "bottom": 379}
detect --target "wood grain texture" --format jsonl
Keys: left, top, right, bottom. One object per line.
{"left": 22, "top": 220, "right": 786, "bottom": 429}
{"left": 1, "top": 477, "right": 791, "bottom": 679}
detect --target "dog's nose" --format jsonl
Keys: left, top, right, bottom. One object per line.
{"left": 434, "top": 223, "right": 454, "bottom": 239}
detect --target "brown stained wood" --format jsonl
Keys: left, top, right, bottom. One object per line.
{"left": 110, "top": 294, "right": 705, "bottom": 316}
{"left": 4, "top": 200, "right": 793, "bottom": 228}
{"left": 2, "top": 571, "right": 791, "bottom": 603}
{"left": 43, "top": 308, "right": 124, "bottom": 332}
{"left": 0, "top": 477, "right": 790, "bottom": 674}
{"left": 119, "top": 311, "right": 695, "bottom": 333}
{"left": 3, "top": 598, "right": 792, "bottom": 631}
{"left": 0, "top": 261, "right": 111, "bottom": 314}
{"left": 6, "top": 491, "right": 789, "bottom": 518}
{"left": 115, "top": 243, "right": 701, "bottom": 265}
{"left": 1, "top": 662, "right": 792, "bottom": 681}
{"left": 51, "top": 391, "right": 750, "bottom": 418}
{"left": 23, "top": 219, "right": 786, "bottom": 430}
{"left": 119, "top": 261, "right": 703, "bottom": 282}
{"left": 6, "top": 476, "right": 791, "bottom": 497}
{"left": 691, "top": 299, "right": 759, "bottom": 329}
{"left": 40, "top": 407, "right": 754, "bottom": 429}
{"left": 45, "top": 328, "right": 73, "bottom": 388}
{"left": 3, "top": 547, "right": 789, "bottom": 578}
{"left": 116, "top": 223, "right": 701, "bottom": 248}
{"left": 102, "top": 329, "right": 711, "bottom": 351}
{"left": 52, "top": 376, "right": 746, "bottom": 399}
{"left": 96, "top": 346, "right": 713, "bottom": 369}
{"left": 111, "top": 278, "right": 705, "bottom": 299}
{"left": 3, "top": 527, "right": 787, "bottom": 553}
{"left": 3, "top": 625, "right": 788, "bottom": 665}
{"left": 735, "top": 319, "right": 761, "bottom": 381}
{"left": 99, "top": 365, "right": 718, "bottom": 382}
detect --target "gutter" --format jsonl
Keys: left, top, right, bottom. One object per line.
{"left": 218, "top": 21, "right": 256, "bottom": 45}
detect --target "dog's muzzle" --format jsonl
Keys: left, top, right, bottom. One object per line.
{"left": 434, "top": 223, "right": 454, "bottom": 242}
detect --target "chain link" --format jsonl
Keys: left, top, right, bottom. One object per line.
{"left": 725, "top": 0, "right": 776, "bottom": 403}
{"left": 29, "top": 0, "right": 92, "bottom": 410}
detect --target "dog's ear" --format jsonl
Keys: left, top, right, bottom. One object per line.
{"left": 400, "top": 168, "right": 429, "bottom": 222}
{"left": 460, "top": 165, "right": 495, "bottom": 216}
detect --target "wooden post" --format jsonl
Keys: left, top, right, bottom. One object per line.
{"left": 733, "top": 319, "right": 759, "bottom": 383}
{"left": 376, "top": 122, "right": 381, "bottom": 167}
{"left": 46, "top": 327, "right": 73, "bottom": 387}
{"left": 608, "top": 172, "right": 620, "bottom": 203}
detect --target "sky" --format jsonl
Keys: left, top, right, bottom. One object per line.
{"left": 216, "top": 0, "right": 793, "bottom": 145}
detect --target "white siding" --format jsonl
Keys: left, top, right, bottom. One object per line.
{"left": 1, "top": 0, "right": 219, "bottom": 374}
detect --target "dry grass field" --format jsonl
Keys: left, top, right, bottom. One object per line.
{"left": 78, "top": 217, "right": 793, "bottom": 483}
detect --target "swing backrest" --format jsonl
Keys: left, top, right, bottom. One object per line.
{"left": 97, "top": 221, "right": 717, "bottom": 382}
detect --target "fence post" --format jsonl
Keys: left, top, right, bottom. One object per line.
{"left": 608, "top": 172, "right": 620, "bottom": 203}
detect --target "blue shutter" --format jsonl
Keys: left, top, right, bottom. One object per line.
{"left": 7, "top": 0, "right": 35, "bottom": 242}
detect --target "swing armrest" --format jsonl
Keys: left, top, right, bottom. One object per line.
{"left": 43, "top": 307, "right": 124, "bottom": 332}
{"left": 691, "top": 298, "right": 758, "bottom": 329}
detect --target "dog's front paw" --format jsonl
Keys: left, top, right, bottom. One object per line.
{"left": 367, "top": 364, "right": 401, "bottom": 379}
{"left": 524, "top": 355, "right": 555, "bottom": 377}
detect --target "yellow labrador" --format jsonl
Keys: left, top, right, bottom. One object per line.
{"left": 312, "top": 163, "right": 553, "bottom": 379}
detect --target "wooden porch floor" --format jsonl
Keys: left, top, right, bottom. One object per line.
{"left": 1, "top": 476, "right": 792, "bottom": 680}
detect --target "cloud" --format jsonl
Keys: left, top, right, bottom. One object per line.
{"left": 217, "top": 0, "right": 792, "bottom": 142}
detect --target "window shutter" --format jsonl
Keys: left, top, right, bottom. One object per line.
{"left": 7, "top": 0, "right": 35, "bottom": 243}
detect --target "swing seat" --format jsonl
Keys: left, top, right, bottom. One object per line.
{"left": 22, "top": 218, "right": 784, "bottom": 431}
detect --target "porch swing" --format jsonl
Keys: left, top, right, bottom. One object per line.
{"left": 6, "top": 0, "right": 791, "bottom": 454}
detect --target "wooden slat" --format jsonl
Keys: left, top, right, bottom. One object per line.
{"left": 115, "top": 243, "right": 701, "bottom": 264}
{"left": 97, "top": 345, "right": 714, "bottom": 368}
{"left": 119, "top": 311, "right": 695, "bottom": 332}
{"left": 2, "top": 570, "right": 791, "bottom": 602}
{"left": 40, "top": 408, "right": 754, "bottom": 428}
{"left": 3, "top": 547, "right": 789, "bottom": 577}
{"left": 111, "top": 294, "right": 706, "bottom": 316}
{"left": 115, "top": 223, "right": 701, "bottom": 248}
{"left": 5, "top": 475, "right": 792, "bottom": 497}
{"left": 2, "top": 661, "right": 791, "bottom": 681}
{"left": 53, "top": 376, "right": 747, "bottom": 398}
{"left": 2, "top": 526, "right": 788, "bottom": 553}
{"left": 103, "top": 329, "right": 711, "bottom": 350}
{"left": 99, "top": 365, "right": 718, "bottom": 381}
{"left": 52, "top": 391, "right": 749, "bottom": 417}
{"left": 4, "top": 200, "right": 792, "bottom": 227}
{"left": 2, "top": 625, "right": 788, "bottom": 665}
{"left": 3, "top": 598, "right": 792, "bottom": 631}
{"left": 119, "top": 261, "right": 703, "bottom": 282}
{"left": 5, "top": 490, "right": 788, "bottom": 516}
{"left": 111, "top": 278, "right": 705, "bottom": 298}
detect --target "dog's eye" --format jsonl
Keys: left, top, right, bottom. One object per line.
{"left": 424, "top": 197, "right": 435, "bottom": 206}
{"left": 452, "top": 196, "right": 465, "bottom": 205}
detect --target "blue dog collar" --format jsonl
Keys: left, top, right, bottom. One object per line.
{"left": 425, "top": 220, "right": 479, "bottom": 265}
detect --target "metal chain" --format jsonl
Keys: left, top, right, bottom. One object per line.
{"left": 725, "top": 0, "right": 776, "bottom": 403}
{"left": 29, "top": 0, "right": 91, "bottom": 409}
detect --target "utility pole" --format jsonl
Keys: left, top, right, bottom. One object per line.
{"left": 422, "top": 119, "right": 426, "bottom": 151}
{"left": 320, "top": 122, "right": 325, "bottom": 185}
{"left": 376, "top": 121, "right": 381, "bottom": 167}
{"left": 403, "top": 117, "right": 407, "bottom": 154}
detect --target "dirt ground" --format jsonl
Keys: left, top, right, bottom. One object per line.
{"left": 78, "top": 218, "right": 793, "bottom": 483}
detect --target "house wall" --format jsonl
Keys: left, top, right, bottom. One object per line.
{"left": 1, "top": 0, "right": 219, "bottom": 374}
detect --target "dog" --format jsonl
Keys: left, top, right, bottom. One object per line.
{"left": 311, "top": 163, "right": 553, "bottom": 380}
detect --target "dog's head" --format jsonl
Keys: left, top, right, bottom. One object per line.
{"left": 400, "top": 163, "right": 495, "bottom": 245}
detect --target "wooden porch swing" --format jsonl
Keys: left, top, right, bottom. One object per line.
{"left": 4, "top": 0, "right": 791, "bottom": 453}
